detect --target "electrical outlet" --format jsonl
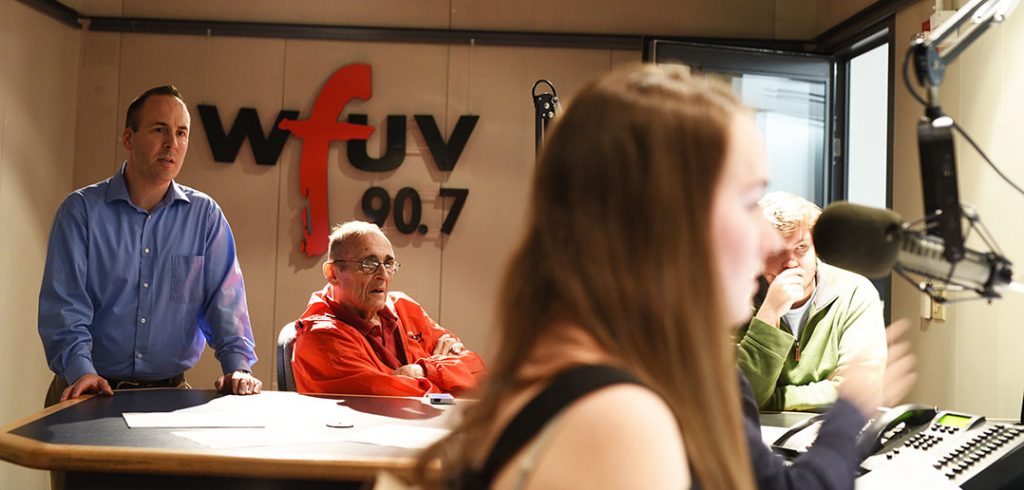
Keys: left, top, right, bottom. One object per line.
{"left": 931, "top": 291, "right": 947, "bottom": 322}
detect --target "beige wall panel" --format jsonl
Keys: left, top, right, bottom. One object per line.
{"left": 176, "top": 36, "right": 287, "bottom": 388}
{"left": 994, "top": 8, "right": 1024, "bottom": 419}
{"left": 817, "top": 0, "right": 877, "bottom": 35}
{"left": 950, "top": 25, "right": 1001, "bottom": 416}
{"left": 451, "top": 0, "right": 776, "bottom": 38}
{"left": 117, "top": 34, "right": 209, "bottom": 110}
{"left": 73, "top": 31, "right": 121, "bottom": 188}
{"left": 0, "top": 0, "right": 5, "bottom": 209}
{"left": 0, "top": 0, "right": 80, "bottom": 416}
{"left": 1003, "top": 11, "right": 1024, "bottom": 135}
{"left": 438, "top": 45, "right": 617, "bottom": 359}
{"left": 775, "top": 0, "right": 818, "bottom": 39}
{"left": 273, "top": 40, "right": 452, "bottom": 380}
{"left": 0, "top": 1, "right": 80, "bottom": 487}
{"left": 119, "top": 0, "right": 451, "bottom": 29}
{"left": 611, "top": 49, "right": 641, "bottom": 67}
{"left": 950, "top": 18, "right": 1024, "bottom": 418}
{"left": 954, "top": 29, "right": 1001, "bottom": 197}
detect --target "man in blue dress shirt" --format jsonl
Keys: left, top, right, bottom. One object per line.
{"left": 38, "top": 85, "right": 262, "bottom": 405}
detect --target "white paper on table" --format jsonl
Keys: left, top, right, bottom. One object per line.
{"left": 154, "top": 392, "right": 456, "bottom": 449}
{"left": 346, "top": 425, "right": 450, "bottom": 449}
{"left": 125, "top": 392, "right": 344, "bottom": 429}
{"left": 123, "top": 412, "right": 265, "bottom": 428}
{"left": 759, "top": 425, "right": 792, "bottom": 447}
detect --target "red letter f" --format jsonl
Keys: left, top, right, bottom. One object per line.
{"left": 279, "top": 64, "right": 375, "bottom": 256}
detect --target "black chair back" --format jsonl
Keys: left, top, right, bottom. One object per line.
{"left": 277, "top": 321, "right": 298, "bottom": 391}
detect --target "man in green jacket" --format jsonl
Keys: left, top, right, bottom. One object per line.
{"left": 736, "top": 192, "right": 887, "bottom": 412}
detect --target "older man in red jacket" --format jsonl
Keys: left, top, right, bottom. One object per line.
{"left": 292, "top": 221, "right": 486, "bottom": 396}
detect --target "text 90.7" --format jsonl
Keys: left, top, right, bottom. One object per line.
{"left": 361, "top": 186, "right": 469, "bottom": 235}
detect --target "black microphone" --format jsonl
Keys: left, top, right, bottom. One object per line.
{"left": 812, "top": 202, "right": 1019, "bottom": 298}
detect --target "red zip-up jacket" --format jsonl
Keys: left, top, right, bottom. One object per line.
{"left": 292, "top": 287, "right": 486, "bottom": 396}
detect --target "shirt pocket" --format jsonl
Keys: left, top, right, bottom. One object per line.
{"left": 171, "top": 255, "right": 205, "bottom": 305}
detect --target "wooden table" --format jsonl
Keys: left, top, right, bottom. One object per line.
{"left": 0, "top": 389, "right": 462, "bottom": 489}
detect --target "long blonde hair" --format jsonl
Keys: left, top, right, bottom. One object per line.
{"left": 418, "top": 63, "right": 755, "bottom": 490}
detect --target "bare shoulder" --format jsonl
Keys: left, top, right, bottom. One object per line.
{"left": 497, "top": 384, "right": 691, "bottom": 489}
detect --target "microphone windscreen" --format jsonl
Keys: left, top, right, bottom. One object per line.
{"left": 812, "top": 202, "right": 903, "bottom": 278}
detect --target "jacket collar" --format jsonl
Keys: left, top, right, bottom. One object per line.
{"left": 809, "top": 260, "right": 842, "bottom": 314}
{"left": 301, "top": 285, "right": 398, "bottom": 333}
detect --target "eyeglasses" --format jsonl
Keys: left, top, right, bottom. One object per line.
{"left": 330, "top": 257, "right": 401, "bottom": 275}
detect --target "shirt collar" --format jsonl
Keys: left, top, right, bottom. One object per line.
{"left": 105, "top": 161, "right": 191, "bottom": 209}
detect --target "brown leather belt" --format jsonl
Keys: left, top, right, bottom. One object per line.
{"left": 108, "top": 374, "right": 185, "bottom": 390}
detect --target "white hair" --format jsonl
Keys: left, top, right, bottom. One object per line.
{"left": 327, "top": 221, "right": 387, "bottom": 261}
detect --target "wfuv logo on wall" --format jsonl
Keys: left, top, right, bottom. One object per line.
{"left": 197, "top": 63, "right": 479, "bottom": 257}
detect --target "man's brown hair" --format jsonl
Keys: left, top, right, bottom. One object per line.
{"left": 124, "top": 85, "right": 184, "bottom": 131}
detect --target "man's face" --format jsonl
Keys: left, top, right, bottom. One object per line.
{"left": 326, "top": 232, "right": 396, "bottom": 320}
{"left": 763, "top": 225, "right": 817, "bottom": 298}
{"left": 123, "top": 95, "right": 190, "bottom": 186}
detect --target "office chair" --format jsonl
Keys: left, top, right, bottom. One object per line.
{"left": 277, "top": 321, "right": 299, "bottom": 391}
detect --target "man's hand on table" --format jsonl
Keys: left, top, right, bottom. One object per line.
{"left": 215, "top": 370, "right": 262, "bottom": 395}
{"left": 61, "top": 373, "right": 114, "bottom": 402}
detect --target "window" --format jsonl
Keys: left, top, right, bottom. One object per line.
{"left": 647, "top": 25, "right": 895, "bottom": 320}
{"left": 647, "top": 41, "right": 833, "bottom": 206}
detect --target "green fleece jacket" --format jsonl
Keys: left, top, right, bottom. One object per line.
{"left": 736, "top": 261, "right": 886, "bottom": 412}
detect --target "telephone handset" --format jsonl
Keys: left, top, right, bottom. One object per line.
{"left": 771, "top": 403, "right": 939, "bottom": 460}
{"left": 855, "top": 403, "right": 937, "bottom": 456}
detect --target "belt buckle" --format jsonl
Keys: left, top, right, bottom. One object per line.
{"left": 115, "top": 380, "right": 142, "bottom": 390}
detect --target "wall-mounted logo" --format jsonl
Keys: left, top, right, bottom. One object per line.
{"left": 197, "top": 63, "right": 478, "bottom": 256}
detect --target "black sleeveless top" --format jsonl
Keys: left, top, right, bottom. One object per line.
{"left": 453, "top": 364, "right": 698, "bottom": 489}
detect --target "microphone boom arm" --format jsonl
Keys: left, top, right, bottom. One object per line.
{"left": 910, "top": 0, "right": 1017, "bottom": 264}
{"left": 912, "top": 0, "right": 1019, "bottom": 104}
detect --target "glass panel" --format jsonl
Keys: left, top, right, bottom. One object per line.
{"left": 846, "top": 43, "right": 890, "bottom": 209}
{"left": 737, "top": 74, "right": 826, "bottom": 203}
{"left": 690, "top": 70, "right": 826, "bottom": 203}
{"left": 651, "top": 41, "right": 832, "bottom": 206}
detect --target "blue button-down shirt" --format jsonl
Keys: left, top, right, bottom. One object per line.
{"left": 38, "top": 163, "right": 257, "bottom": 383}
